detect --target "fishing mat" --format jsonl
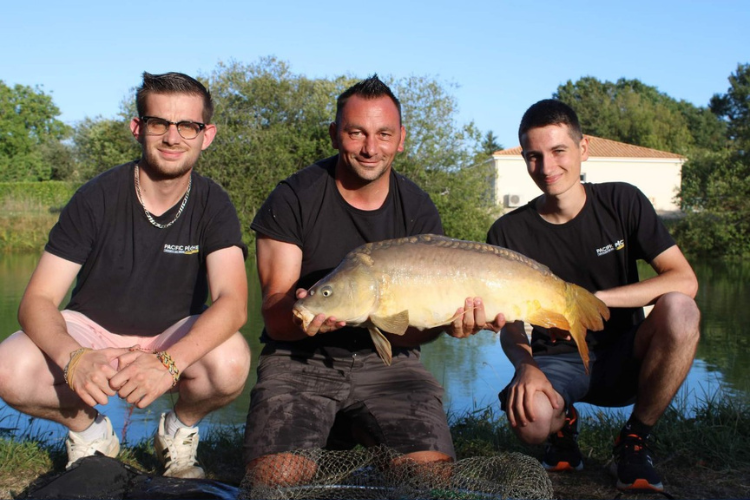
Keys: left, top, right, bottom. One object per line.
{"left": 17, "top": 454, "right": 238, "bottom": 499}
{"left": 241, "top": 446, "right": 554, "bottom": 500}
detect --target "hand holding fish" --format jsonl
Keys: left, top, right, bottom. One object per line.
{"left": 294, "top": 288, "right": 346, "bottom": 336}
{"left": 447, "top": 297, "right": 507, "bottom": 339}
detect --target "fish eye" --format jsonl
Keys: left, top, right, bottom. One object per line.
{"left": 321, "top": 286, "right": 333, "bottom": 297}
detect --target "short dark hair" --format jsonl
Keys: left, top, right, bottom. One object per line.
{"left": 518, "top": 99, "right": 583, "bottom": 144}
{"left": 136, "top": 72, "right": 214, "bottom": 123}
{"left": 336, "top": 74, "right": 401, "bottom": 124}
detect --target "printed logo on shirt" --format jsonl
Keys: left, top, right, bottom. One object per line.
{"left": 163, "top": 244, "right": 199, "bottom": 255}
{"left": 596, "top": 239, "right": 625, "bottom": 257}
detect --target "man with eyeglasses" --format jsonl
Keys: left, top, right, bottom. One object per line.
{"left": 0, "top": 72, "right": 251, "bottom": 479}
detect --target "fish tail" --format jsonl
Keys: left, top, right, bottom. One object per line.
{"left": 564, "top": 283, "right": 611, "bottom": 373}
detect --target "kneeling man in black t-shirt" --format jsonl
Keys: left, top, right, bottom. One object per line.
{"left": 487, "top": 99, "right": 700, "bottom": 493}
{"left": 0, "top": 72, "right": 251, "bottom": 479}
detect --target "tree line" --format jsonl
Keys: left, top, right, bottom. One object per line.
{"left": 2, "top": 58, "right": 749, "bottom": 256}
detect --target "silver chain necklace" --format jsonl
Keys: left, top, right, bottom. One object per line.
{"left": 134, "top": 164, "right": 191, "bottom": 229}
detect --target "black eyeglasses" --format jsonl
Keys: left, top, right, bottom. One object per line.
{"left": 139, "top": 116, "right": 206, "bottom": 140}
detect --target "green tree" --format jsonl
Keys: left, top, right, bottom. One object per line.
{"left": 554, "top": 77, "right": 724, "bottom": 155}
{"left": 72, "top": 116, "right": 140, "bottom": 181}
{"left": 675, "top": 64, "right": 750, "bottom": 257}
{"left": 0, "top": 81, "right": 72, "bottom": 181}
{"left": 392, "top": 76, "right": 498, "bottom": 242}
{"left": 198, "top": 58, "right": 345, "bottom": 247}
{"left": 480, "top": 131, "right": 502, "bottom": 156}
{"left": 710, "top": 63, "right": 750, "bottom": 151}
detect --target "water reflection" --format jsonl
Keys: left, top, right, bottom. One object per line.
{"left": 0, "top": 254, "right": 747, "bottom": 444}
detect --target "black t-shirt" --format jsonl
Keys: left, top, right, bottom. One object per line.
{"left": 251, "top": 155, "right": 443, "bottom": 355}
{"left": 486, "top": 182, "right": 675, "bottom": 354}
{"left": 46, "top": 161, "right": 247, "bottom": 336}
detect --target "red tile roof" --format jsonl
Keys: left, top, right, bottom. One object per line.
{"left": 494, "top": 135, "right": 685, "bottom": 160}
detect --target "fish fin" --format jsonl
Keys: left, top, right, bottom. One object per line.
{"left": 368, "top": 326, "right": 392, "bottom": 366}
{"left": 370, "top": 310, "right": 410, "bottom": 335}
{"left": 563, "top": 282, "right": 611, "bottom": 375}
{"left": 528, "top": 308, "right": 591, "bottom": 375}
{"left": 527, "top": 310, "right": 570, "bottom": 331}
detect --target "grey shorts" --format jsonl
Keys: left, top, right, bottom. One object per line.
{"left": 243, "top": 348, "right": 455, "bottom": 464}
{"left": 500, "top": 325, "right": 641, "bottom": 411}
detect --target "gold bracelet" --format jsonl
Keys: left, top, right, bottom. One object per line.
{"left": 63, "top": 347, "right": 92, "bottom": 391}
{"left": 155, "top": 351, "right": 180, "bottom": 387}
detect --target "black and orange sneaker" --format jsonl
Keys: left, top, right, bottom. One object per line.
{"left": 541, "top": 405, "right": 583, "bottom": 472}
{"left": 610, "top": 433, "right": 664, "bottom": 492}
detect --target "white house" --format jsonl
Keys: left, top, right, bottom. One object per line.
{"left": 491, "top": 135, "right": 686, "bottom": 215}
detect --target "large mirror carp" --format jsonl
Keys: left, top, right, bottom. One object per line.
{"left": 293, "top": 234, "right": 609, "bottom": 369}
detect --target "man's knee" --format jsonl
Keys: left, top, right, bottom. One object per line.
{"left": 653, "top": 292, "right": 701, "bottom": 343}
{"left": 245, "top": 453, "right": 317, "bottom": 488}
{"left": 189, "top": 332, "right": 251, "bottom": 395}
{"left": 506, "top": 392, "right": 562, "bottom": 445}
{"left": 0, "top": 333, "right": 49, "bottom": 404}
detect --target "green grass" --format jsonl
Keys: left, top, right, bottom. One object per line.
{"left": 0, "top": 196, "right": 59, "bottom": 253}
{"left": 449, "top": 388, "right": 750, "bottom": 469}
{"left": 0, "top": 390, "right": 748, "bottom": 498}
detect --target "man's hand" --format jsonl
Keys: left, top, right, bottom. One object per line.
{"left": 109, "top": 351, "right": 176, "bottom": 408}
{"left": 67, "top": 348, "right": 130, "bottom": 407}
{"left": 505, "top": 362, "right": 560, "bottom": 428}
{"left": 447, "top": 297, "right": 506, "bottom": 339}
{"left": 293, "top": 288, "right": 346, "bottom": 336}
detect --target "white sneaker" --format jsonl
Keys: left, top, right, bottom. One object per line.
{"left": 65, "top": 415, "right": 120, "bottom": 469}
{"left": 154, "top": 412, "right": 205, "bottom": 479}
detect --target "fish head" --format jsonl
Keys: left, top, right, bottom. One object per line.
{"left": 293, "top": 252, "right": 379, "bottom": 330}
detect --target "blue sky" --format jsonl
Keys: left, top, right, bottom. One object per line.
{"left": 3, "top": 0, "right": 748, "bottom": 149}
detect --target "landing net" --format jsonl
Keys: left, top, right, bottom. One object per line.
{"left": 240, "top": 446, "right": 554, "bottom": 500}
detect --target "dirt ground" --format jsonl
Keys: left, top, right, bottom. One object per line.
{"left": 546, "top": 460, "right": 750, "bottom": 500}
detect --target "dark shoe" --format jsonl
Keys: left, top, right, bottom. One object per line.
{"left": 610, "top": 433, "right": 664, "bottom": 492}
{"left": 541, "top": 405, "right": 583, "bottom": 472}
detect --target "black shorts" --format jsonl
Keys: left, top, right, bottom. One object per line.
{"left": 243, "top": 347, "right": 455, "bottom": 464}
{"left": 499, "top": 325, "right": 641, "bottom": 411}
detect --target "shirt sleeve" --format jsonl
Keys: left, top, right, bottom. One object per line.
{"left": 250, "top": 181, "right": 304, "bottom": 248}
{"left": 202, "top": 185, "right": 248, "bottom": 260}
{"left": 45, "top": 188, "right": 98, "bottom": 265}
{"left": 623, "top": 184, "right": 676, "bottom": 263}
{"left": 411, "top": 196, "right": 444, "bottom": 236}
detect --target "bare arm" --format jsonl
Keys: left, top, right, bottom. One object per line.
{"left": 500, "top": 320, "right": 560, "bottom": 426}
{"left": 257, "top": 235, "right": 347, "bottom": 341}
{"left": 111, "top": 245, "right": 248, "bottom": 407}
{"left": 595, "top": 245, "right": 698, "bottom": 308}
{"left": 18, "top": 251, "right": 126, "bottom": 406}
{"left": 18, "top": 251, "right": 86, "bottom": 369}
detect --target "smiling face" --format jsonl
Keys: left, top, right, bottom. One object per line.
{"left": 130, "top": 92, "right": 216, "bottom": 180}
{"left": 329, "top": 95, "right": 405, "bottom": 186}
{"left": 520, "top": 123, "right": 589, "bottom": 199}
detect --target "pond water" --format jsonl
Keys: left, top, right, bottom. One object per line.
{"left": 0, "top": 253, "right": 747, "bottom": 445}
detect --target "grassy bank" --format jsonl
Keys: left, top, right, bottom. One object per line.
{"left": 1, "top": 392, "right": 748, "bottom": 499}
{"left": 0, "top": 182, "right": 78, "bottom": 253}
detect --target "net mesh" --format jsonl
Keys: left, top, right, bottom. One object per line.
{"left": 240, "top": 446, "right": 554, "bottom": 500}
